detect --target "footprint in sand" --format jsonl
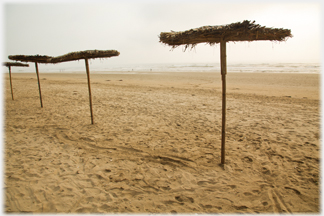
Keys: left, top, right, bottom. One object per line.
{"left": 175, "top": 195, "right": 194, "bottom": 203}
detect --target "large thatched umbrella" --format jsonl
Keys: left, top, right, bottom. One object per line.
{"left": 50, "top": 50, "right": 120, "bottom": 124}
{"left": 8, "top": 55, "right": 53, "bottom": 108}
{"left": 159, "top": 20, "right": 292, "bottom": 164}
{"left": 3, "top": 62, "right": 29, "bottom": 100}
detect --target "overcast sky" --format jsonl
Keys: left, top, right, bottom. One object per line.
{"left": 1, "top": 0, "right": 322, "bottom": 69}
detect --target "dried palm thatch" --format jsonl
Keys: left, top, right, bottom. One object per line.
{"left": 8, "top": 50, "right": 120, "bottom": 64}
{"left": 8, "top": 55, "right": 53, "bottom": 63}
{"left": 51, "top": 50, "right": 120, "bottom": 63}
{"left": 159, "top": 20, "right": 292, "bottom": 50}
{"left": 3, "top": 62, "right": 29, "bottom": 67}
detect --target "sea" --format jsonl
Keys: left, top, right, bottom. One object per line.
{"left": 3, "top": 62, "right": 321, "bottom": 74}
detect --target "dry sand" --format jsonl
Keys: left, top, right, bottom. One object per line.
{"left": 3, "top": 71, "right": 320, "bottom": 213}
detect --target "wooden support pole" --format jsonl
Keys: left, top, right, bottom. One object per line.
{"left": 85, "top": 58, "right": 94, "bottom": 124}
{"left": 220, "top": 39, "right": 227, "bottom": 164}
{"left": 8, "top": 66, "right": 14, "bottom": 100}
{"left": 35, "top": 62, "right": 43, "bottom": 108}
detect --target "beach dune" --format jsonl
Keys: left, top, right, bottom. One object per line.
{"left": 4, "top": 71, "right": 320, "bottom": 213}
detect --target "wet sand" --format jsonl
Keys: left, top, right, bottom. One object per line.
{"left": 4, "top": 71, "right": 320, "bottom": 213}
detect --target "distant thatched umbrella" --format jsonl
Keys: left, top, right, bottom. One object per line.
{"left": 8, "top": 55, "right": 54, "bottom": 107}
{"left": 159, "top": 20, "right": 292, "bottom": 164}
{"left": 51, "top": 50, "right": 120, "bottom": 124}
{"left": 8, "top": 55, "right": 53, "bottom": 64}
{"left": 3, "top": 62, "right": 30, "bottom": 67}
{"left": 50, "top": 50, "right": 120, "bottom": 63}
{"left": 3, "top": 62, "right": 29, "bottom": 100}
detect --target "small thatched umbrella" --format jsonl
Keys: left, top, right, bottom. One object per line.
{"left": 159, "top": 20, "right": 292, "bottom": 164}
{"left": 50, "top": 50, "right": 120, "bottom": 124}
{"left": 8, "top": 55, "right": 53, "bottom": 108}
{"left": 3, "top": 62, "right": 29, "bottom": 100}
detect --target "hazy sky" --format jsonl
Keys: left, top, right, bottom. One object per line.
{"left": 1, "top": 0, "right": 322, "bottom": 69}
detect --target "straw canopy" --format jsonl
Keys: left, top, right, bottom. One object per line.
{"left": 51, "top": 50, "right": 120, "bottom": 63}
{"left": 8, "top": 50, "right": 120, "bottom": 64}
{"left": 8, "top": 55, "right": 53, "bottom": 63}
{"left": 159, "top": 20, "right": 292, "bottom": 50}
{"left": 3, "top": 62, "right": 29, "bottom": 67}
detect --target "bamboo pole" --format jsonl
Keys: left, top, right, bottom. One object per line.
{"left": 8, "top": 66, "right": 14, "bottom": 100}
{"left": 35, "top": 62, "right": 43, "bottom": 108}
{"left": 85, "top": 58, "right": 94, "bottom": 124}
{"left": 220, "top": 39, "right": 227, "bottom": 164}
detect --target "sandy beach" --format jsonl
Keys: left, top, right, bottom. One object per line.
{"left": 3, "top": 71, "right": 320, "bottom": 213}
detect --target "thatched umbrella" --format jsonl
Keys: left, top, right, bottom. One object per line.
{"left": 159, "top": 20, "right": 292, "bottom": 164}
{"left": 3, "top": 62, "right": 29, "bottom": 100}
{"left": 8, "top": 55, "right": 53, "bottom": 108}
{"left": 50, "top": 50, "right": 120, "bottom": 124}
